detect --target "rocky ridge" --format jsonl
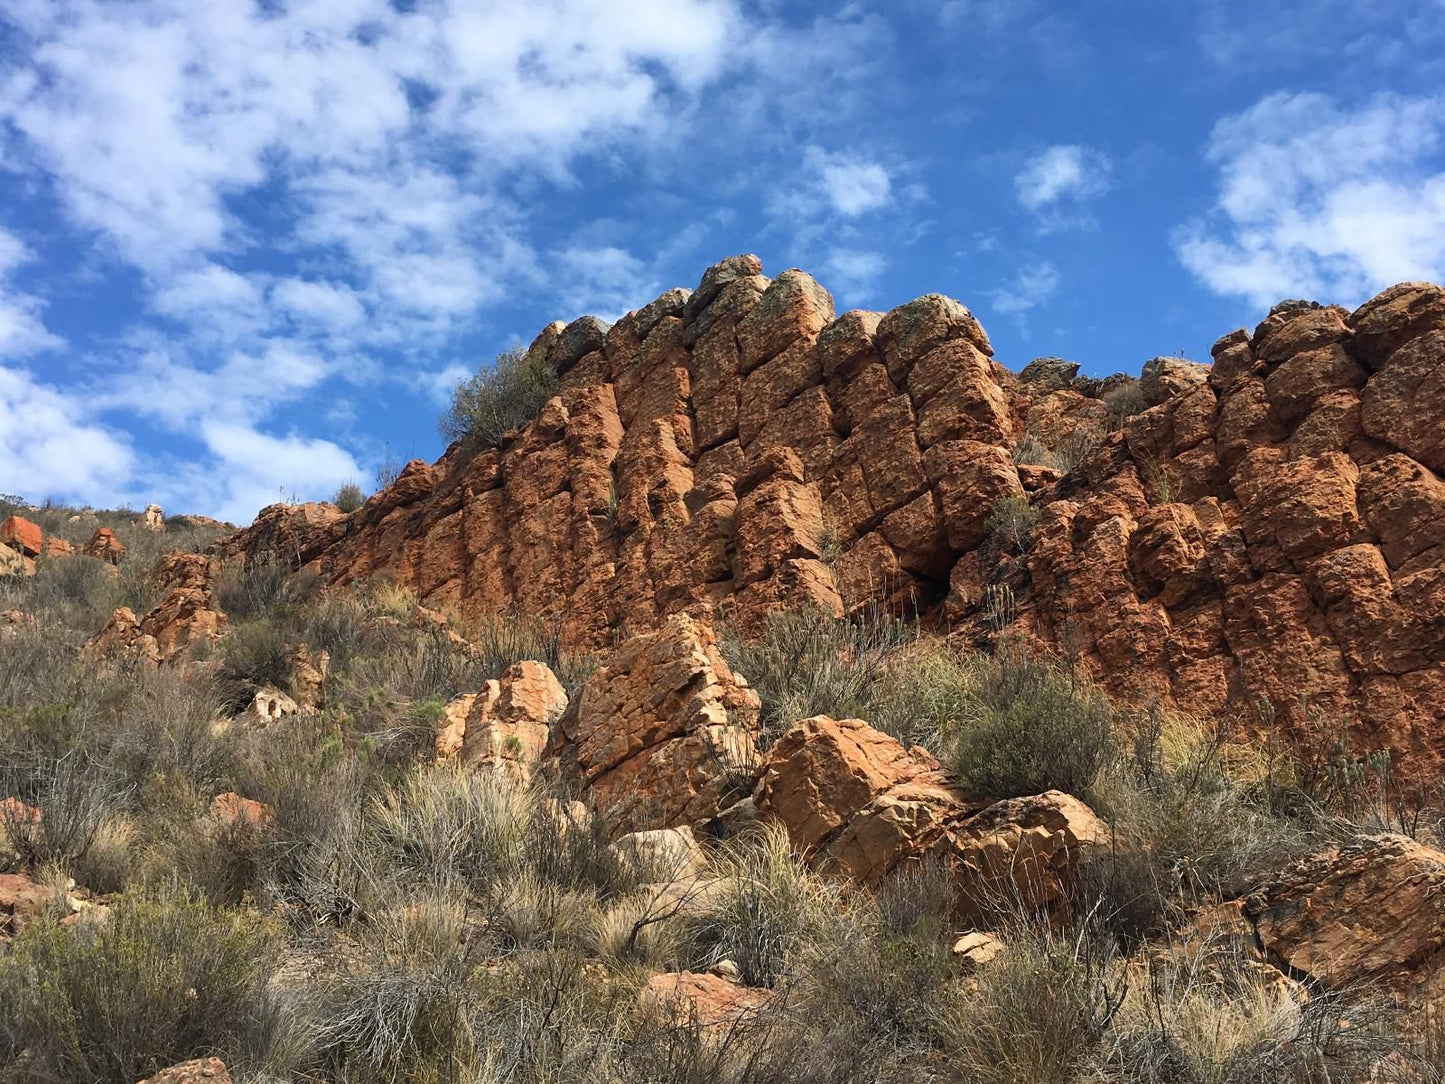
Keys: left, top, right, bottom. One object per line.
{"left": 215, "top": 260, "right": 1444, "bottom": 782}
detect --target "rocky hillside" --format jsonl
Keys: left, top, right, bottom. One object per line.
{"left": 221, "top": 257, "right": 1445, "bottom": 783}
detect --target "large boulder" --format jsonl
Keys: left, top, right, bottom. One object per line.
{"left": 551, "top": 616, "right": 761, "bottom": 833}
{"left": 83, "top": 527, "right": 126, "bottom": 564}
{"left": 435, "top": 661, "right": 567, "bottom": 778}
{"left": 754, "top": 716, "right": 1106, "bottom": 917}
{"left": 1212, "top": 834, "right": 1445, "bottom": 999}
{"left": 1, "top": 515, "right": 41, "bottom": 557}
{"left": 1140, "top": 356, "right": 1210, "bottom": 406}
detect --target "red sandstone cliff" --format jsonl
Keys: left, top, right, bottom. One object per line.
{"left": 219, "top": 258, "right": 1445, "bottom": 780}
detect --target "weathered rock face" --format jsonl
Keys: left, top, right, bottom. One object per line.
{"left": 550, "top": 615, "right": 760, "bottom": 833}
{"left": 218, "top": 260, "right": 1445, "bottom": 786}
{"left": 754, "top": 715, "right": 1106, "bottom": 918}
{"left": 435, "top": 660, "right": 567, "bottom": 778}
{"left": 1202, "top": 834, "right": 1445, "bottom": 1001}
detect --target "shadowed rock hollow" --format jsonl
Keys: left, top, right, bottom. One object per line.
{"left": 219, "top": 258, "right": 1445, "bottom": 784}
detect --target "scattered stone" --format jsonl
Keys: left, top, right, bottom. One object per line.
{"left": 207, "top": 792, "right": 272, "bottom": 832}
{"left": 610, "top": 826, "right": 708, "bottom": 882}
{"left": 249, "top": 685, "right": 299, "bottom": 723}
{"left": 637, "top": 972, "right": 774, "bottom": 1037}
{"left": 952, "top": 931, "right": 1006, "bottom": 967}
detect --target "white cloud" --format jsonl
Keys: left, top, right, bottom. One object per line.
{"left": 194, "top": 421, "right": 364, "bottom": 525}
{"left": 0, "top": 228, "right": 61, "bottom": 358}
{"left": 987, "top": 262, "right": 1060, "bottom": 317}
{"left": 823, "top": 248, "right": 887, "bottom": 300}
{"left": 0, "top": 0, "right": 891, "bottom": 523}
{"left": 1015, "top": 144, "right": 1111, "bottom": 213}
{"left": 1176, "top": 92, "right": 1445, "bottom": 307}
{"left": 270, "top": 278, "right": 366, "bottom": 331}
{"left": 553, "top": 245, "right": 658, "bottom": 321}
{"left": 0, "top": 365, "right": 133, "bottom": 503}
{"left": 807, "top": 147, "right": 893, "bottom": 217}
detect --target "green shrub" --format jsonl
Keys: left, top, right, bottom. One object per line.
{"left": 985, "top": 494, "right": 1041, "bottom": 553}
{"left": 1104, "top": 378, "right": 1147, "bottom": 424}
{"left": 720, "top": 605, "right": 913, "bottom": 747}
{"left": 332, "top": 482, "right": 366, "bottom": 513}
{"left": 218, "top": 618, "right": 291, "bottom": 709}
{"left": 0, "top": 884, "right": 282, "bottom": 1082}
{"left": 439, "top": 345, "right": 559, "bottom": 448}
{"left": 946, "top": 645, "right": 1115, "bottom": 800}
{"left": 686, "top": 824, "right": 839, "bottom": 988}
{"left": 940, "top": 923, "right": 1119, "bottom": 1084}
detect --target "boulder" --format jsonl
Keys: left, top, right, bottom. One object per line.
{"left": 1232, "top": 834, "right": 1445, "bottom": 997}
{"left": 1, "top": 515, "right": 42, "bottom": 557}
{"left": 0, "top": 872, "right": 72, "bottom": 936}
{"left": 610, "top": 826, "right": 708, "bottom": 882}
{"left": 637, "top": 972, "right": 774, "bottom": 1037}
{"left": 285, "top": 644, "right": 329, "bottom": 713}
{"left": 754, "top": 716, "right": 1106, "bottom": 917}
{"left": 207, "top": 792, "right": 271, "bottom": 832}
{"left": 952, "top": 931, "right": 1006, "bottom": 967}
{"left": 1019, "top": 356, "right": 1081, "bottom": 391}
{"left": 249, "top": 685, "right": 299, "bottom": 723}
{"left": 436, "top": 661, "right": 566, "bottom": 778}
{"left": 40, "top": 536, "right": 74, "bottom": 557}
{"left": 87, "top": 607, "right": 162, "bottom": 666}
{"left": 83, "top": 527, "right": 126, "bottom": 564}
{"left": 138, "top": 1058, "right": 232, "bottom": 1084}
{"left": 1139, "top": 356, "right": 1210, "bottom": 406}
{"left": 0, "top": 545, "right": 34, "bottom": 577}
{"left": 137, "top": 504, "right": 165, "bottom": 530}
{"left": 138, "top": 586, "right": 227, "bottom": 662}
{"left": 552, "top": 616, "right": 761, "bottom": 833}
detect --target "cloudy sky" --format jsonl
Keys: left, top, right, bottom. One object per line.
{"left": 1, "top": 0, "right": 1443, "bottom": 523}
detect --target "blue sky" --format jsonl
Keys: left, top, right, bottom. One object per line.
{"left": 1, "top": 0, "right": 1443, "bottom": 523}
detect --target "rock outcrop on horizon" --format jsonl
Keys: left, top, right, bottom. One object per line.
{"left": 217, "top": 260, "right": 1445, "bottom": 784}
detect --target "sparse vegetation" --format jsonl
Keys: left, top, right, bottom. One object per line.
{"left": 440, "top": 345, "right": 559, "bottom": 448}
{"left": 986, "top": 492, "right": 1042, "bottom": 552}
{"left": 333, "top": 482, "right": 366, "bottom": 513}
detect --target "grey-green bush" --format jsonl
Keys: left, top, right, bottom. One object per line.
{"left": 0, "top": 884, "right": 283, "bottom": 1083}
{"left": 440, "top": 346, "right": 558, "bottom": 448}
